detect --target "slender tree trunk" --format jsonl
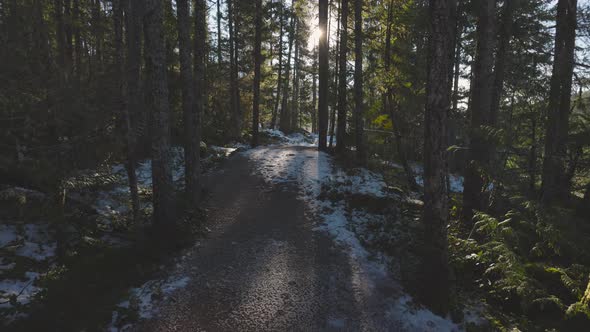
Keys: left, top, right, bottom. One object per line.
{"left": 353, "top": 0, "right": 365, "bottom": 164}
{"left": 312, "top": 46, "right": 318, "bottom": 134}
{"left": 178, "top": 0, "right": 198, "bottom": 203}
{"left": 421, "top": 0, "right": 456, "bottom": 316}
{"left": 64, "top": 0, "right": 73, "bottom": 78}
{"left": 92, "top": 0, "right": 102, "bottom": 73}
{"left": 216, "top": 0, "right": 222, "bottom": 65}
{"left": 193, "top": 0, "right": 206, "bottom": 201}
{"left": 252, "top": 0, "right": 262, "bottom": 146}
{"left": 228, "top": 0, "right": 241, "bottom": 139}
{"left": 279, "top": 1, "right": 295, "bottom": 133}
{"left": 55, "top": 0, "right": 66, "bottom": 79}
{"left": 73, "top": 0, "right": 82, "bottom": 79}
{"left": 114, "top": 0, "right": 139, "bottom": 222}
{"left": 529, "top": 115, "right": 537, "bottom": 192}
{"left": 144, "top": 0, "right": 175, "bottom": 228}
{"left": 461, "top": 0, "right": 496, "bottom": 225}
{"left": 335, "top": 0, "right": 349, "bottom": 155}
{"left": 291, "top": 17, "right": 300, "bottom": 131}
{"left": 272, "top": 1, "right": 284, "bottom": 129}
{"left": 541, "top": 0, "right": 577, "bottom": 203}
{"left": 451, "top": 16, "right": 462, "bottom": 113}
{"left": 329, "top": 1, "right": 341, "bottom": 148}
{"left": 124, "top": 0, "right": 141, "bottom": 223}
{"left": 318, "top": 0, "right": 329, "bottom": 150}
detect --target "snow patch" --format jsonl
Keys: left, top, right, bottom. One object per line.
{"left": 0, "top": 272, "right": 41, "bottom": 308}
{"left": 108, "top": 275, "right": 191, "bottom": 330}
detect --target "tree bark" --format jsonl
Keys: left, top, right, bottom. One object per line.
{"left": 329, "top": 1, "right": 341, "bottom": 148}
{"left": 72, "top": 0, "right": 82, "bottom": 79}
{"left": 123, "top": 0, "right": 141, "bottom": 223}
{"left": 353, "top": 0, "right": 365, "bottom": 164}
{"left": 421, "top": 0, "right": 456, "bottom": 316}
{"left": 178, "top": 0, "right": 199, "bottom": 203}
{"left": 461, "top": 0, "right": 496, "bottom": 225}
{"left": 272, "top": 1, "right": 284, "bottom": 129}
{"left": 144, "top": 0, "right": 175, "bottom": 228}
{"left": 252, "top": 0, "right": 262, "bottom": 146}
{"left": 227, "top": 0, "right": 241, "bottom": 139}
{"left": 318, "top": 0, "right": 330, "bottom": 150}
{"left": 54, "top": 0, "right": 66, "bottom": 80}
{"left": 113, "top": 0, "right": 139, "bottom": 223}
{"left": 193, "top": 0, "right": 206, "bottom": 201}
{"left": 541, "top": 0, "right": 577, "bottom": 203}
{"left": 216, "top": 0, "right": 222, "bottom": 65}
{"left": 279, "top": 1, "right": 295, "bottom": 134}
{"left": 335, "top": 0, "right": 348, "bottom": 155}
{"left": 291, "top": 17, "right": 300, "bottom": 131}
{"left": 312, "top": 46, "right": 318, "bottom": 134}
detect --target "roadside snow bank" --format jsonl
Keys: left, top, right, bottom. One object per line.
{"left": 261, "top": 128, "right": 316, "bottom": 146}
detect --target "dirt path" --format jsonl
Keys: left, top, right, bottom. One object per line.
{"left": 139, "top": 146, "right": 414, "bottom": 331}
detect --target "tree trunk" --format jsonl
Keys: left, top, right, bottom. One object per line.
{"left": 144, "top": 0, "right": 175, "bottom": 228}
{"left": 335, "top": 0, "right": 349, "bottom": 155}
{"left": 113, "top": 0, "right": 139, "bottom": 223}
{"left": 291, "top": 17, "right": 300, "bottom": 131}
{"left": 227, "top": 0, "right": 241, "bottom": 139}
{"left": 92, "top": 0, "right": 103, "bottom": 74}
{"left": 124, "top": 0, "right": 141, "bottom": 223}
{"left": 279, "top": 1, "right": 295, "bottom": 134}
{"left": 541, "top": 0, "right": 577, "bottom": 203}
{"left": 461, "top": 0, "right": 496, "bottom": 225}
{"left": 272, "top": 1, "right": 284, "bottom": 129}
{"left": 529, "top": 115, "right": 537, "bottom": 192}
{"left": 64, "top": 0, "right": 73, "bottom": 78}
{"left": 312, "top": 46, "right": 318, "bottom": 134}
{"left": 178, "top": 0, "right": 199, "bottom": 203}
{"left": 318, "top": 0, "right": 329, "bottom": 150}
{"left": 421, "top": 0, "right": 456, "bottom": 316}
{"left": 329, "top": 1, "right": 341, "bottom": 148}
{"left": 252, "top": 0, "right": 262, "bottom": 146}
{"left": 216, "top": 0, "right": 222, "bottom": 65}
{"left": 72, "top": 0, "right": 82, "bottom": 79}
{"left": 193, "top": 0, "right": 206, "bottom": 201}
{"left": 353, "top": 0, "right": 365, "bottom": 164}
{"left": 54, "top": 0, "right": 66, "bottom": 79}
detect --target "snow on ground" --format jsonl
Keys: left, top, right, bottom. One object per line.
{"left": 0, "top": 272, "right": 40, "bottom": 309}
{"left": 243, "top": 134, "right": 465, "bottom": 331}
{"left": 0, "top": 223, "right": 54, "bottom": 313}
{"left": 108, "top": 275, "right": 191, "bottom": 331}
{"left": 261, "top": 128, "right": 317, "bottom": 147}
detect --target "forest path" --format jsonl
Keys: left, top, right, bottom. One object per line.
{"left": 140, "top": 145, "right": 408, "bottom": 331}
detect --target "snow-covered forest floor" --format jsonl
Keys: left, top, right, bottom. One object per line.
{"left": 2, "top": 130, "right": 485, "bottom": 331}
